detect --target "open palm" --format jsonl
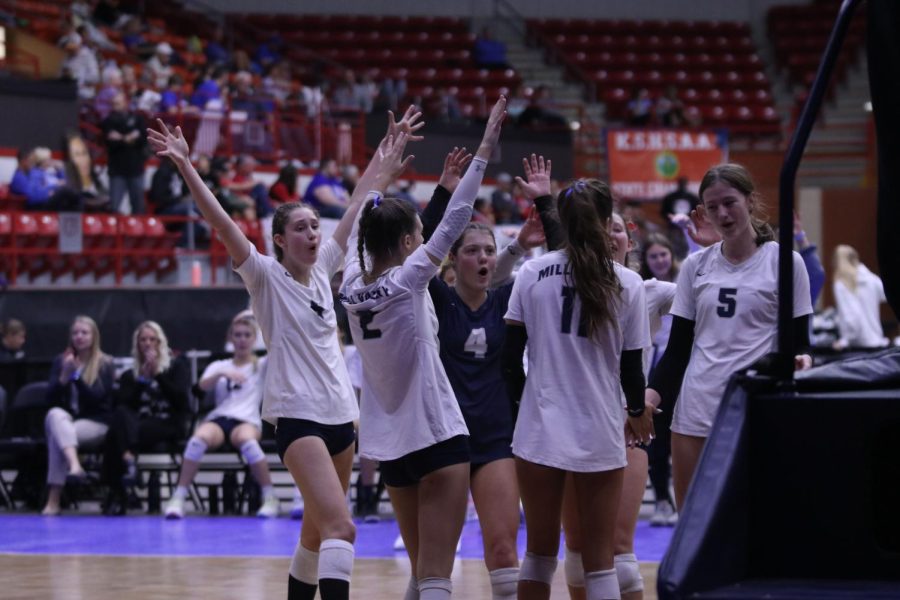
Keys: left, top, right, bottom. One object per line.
{"left": 147, "top": 118, "right": 190, "bottom": 163}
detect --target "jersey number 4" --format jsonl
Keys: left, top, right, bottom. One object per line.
{"left": 561, "top": 286, "right": 588, "bottom": 337}
{"left": 358, "top": 310, "right": 382, "bottom": 339}
{"left": 717, "top": 288, "right": 738, "bottom": 318}
{"left": 464, "top": 328, "right": 488, "bottom": 359}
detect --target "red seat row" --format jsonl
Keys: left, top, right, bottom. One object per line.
{"left": 572, "top": 51, "right": 763, "bottom": 72}
{"left": 592, "top": 69, "right": 770, "bottom": 91}
{"left": 236, "top": 14, "right": 468, "bottom": 35}
{"left": 552, "top": 33, "right": 756, "bottom": 55}
{"left": 529, "top": 18, "right": 751, "bottom": 37}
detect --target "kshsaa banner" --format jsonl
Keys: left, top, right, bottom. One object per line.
{"left": 605, "top": 128, "right": 729, "bottom": 200}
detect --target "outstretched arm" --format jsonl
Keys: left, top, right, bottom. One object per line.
{"left": 516, "top": 154, "right": 564, "bottom": 251}
{"left": 492, "top": 208, "right": 545, "bottom": 286}
{"left": 148, "top": 119, "right": 251, "bottom": 267}
{"left": 422, "top": 146, "right": 472, "bottom": 243}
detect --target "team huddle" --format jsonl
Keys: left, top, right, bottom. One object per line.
{"left": 148, "top": 95, "right": 813, "bottom": 600}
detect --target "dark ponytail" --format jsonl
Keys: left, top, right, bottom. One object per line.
{"left": 557, "top": 179, "right": 622, "bottom": 339}
{"left": 357, "top": 197, "right": 418, "bottom": 279}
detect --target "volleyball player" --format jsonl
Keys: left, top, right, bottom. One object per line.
{"left": 646, "top": 163, "right": 813, "bottom": 511}
{"left": 340, "top": 97, "right": 507, "bottom": 600}
{"left": 148, "top": 107, "right": 424, "bottom": 600}
{"left": 417, "top": 147, "right": 545, "bottom": 599}
{"left": 502, "top": 175, "right": 653, "bottom": 600}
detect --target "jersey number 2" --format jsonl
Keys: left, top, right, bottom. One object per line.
{"left": 358, "top": 310, "right": 382, "bottom": 339}
{"left": 717, "top": 288, "right": 738, "bottom": 318}
{"left": 464, "top": 328, "right": 488, "bottom": 359}
{"left": 561, "top": 286, "right": 588, "bottom": 337}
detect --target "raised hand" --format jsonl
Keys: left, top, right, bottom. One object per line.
{"left": 678, "top": 205, "right": 721, "bottom": 248}
{"left": 515, "top": 153, "right": 552, "bottom": 202}
{"left": 374, "top": 133, "right": 415, "bottom": 190}
{"left": 437, "top": 146, "right": 473, "bottom": 194}
{"left": 476, "top": 96, "right": 507, "bottom": 159}
{"left": 516, "top": 206, "right": 546, "bottom": 250}
{"left": 147, "top": 119, "right": 190, "bottom": 164}
{"left": 387, "top": 105, "right": 425, "bottom": 142}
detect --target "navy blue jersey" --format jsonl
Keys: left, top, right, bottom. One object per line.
{"left": 429, "top": 277, "right": 514, "bottom": 463}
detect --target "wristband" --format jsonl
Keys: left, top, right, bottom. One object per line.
{"left": 507, "top": 239, "right": 524, "bottom": 257}
{"left": 627, "top": 406, "right": 645, "bottom": 418}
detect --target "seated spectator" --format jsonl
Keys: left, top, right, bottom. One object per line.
{"left": 254, "top": 34, "right": 283, "bottom": 72}
{"left": 491, "top": 172, "right": 519, "bottom": 224}
{"left": 63, "top": 133, "right": 111, "bottom": 212}
{"left": 262, "top": 61, "right": 293, "bottom": 107}
{"left": 101, "top": 92, "right": 148, "bottom": 214}
{"left": 135, "top": 70, "right": 163, "bottom": 113}
{"left": 159, "top": 74, "right": 188, "bottom": 114}
{"left": 331, "top": 69, "right": 369, "bottom": 112}
{"left": 517, "top": 85, "right": 567, "bottom": 128}
{"left": 9, "top": 147, "right": 34, "bottom": 197}
{"left": 26, "top": 147, "right": 82, "bottom": 211}
{"left": 473, "top": 26, "right": 509, "bottom": 70}
{"left": 423, "top": 86, "right": 462, "bottom": 123}
{"left": 231, "top": 49, "right": 262, "bottom": 76}
{"left": 60, "top": 33, "right": 99, "bottom": 100}
{"left": 626, "top": 87, "right": 654, "bottom": 126}
{"left": 121, "top": 17, "right": 154, "bottom": 58}
{"left": 42, "top": 316, "right": 115, "bottom": 515}
{"left": 267, "top": 163, "right": 299, "bottom": 208}
{"left": 0, "top": 319, "right": 26, "bottom": 361}
{"left": 102, "top": 321, "right": 190, "bottom": 515}
{"left": 230, "top": 70, "right": 275, "bottom": 118}
{"left": 145, "top": 42, "right": 175, "bottom": 90}
{"left": 221, "top": 154, "right": 270, "bottom": 219}
{"left": 94, "top": 66, "right": 124, "bottom": 120}
{"left": 190, "top": 67, "right": 227, "bottom": 110}
{"left": 655, "top": 85, "right": 685, "bottom": 127}
{"left": 302, "top": 158, "right": 349, "bottom": 218}
{"left": 505, "top": 83, "right": 530, "bottom": 121}
{"left": 149, "top": 158, "right": 207, "bottom": 246}
{"left": 832, "top": 245, "right": 889, "bottom": 349}
{"left": 205, "top": 27, "right": 229, "bottom": 66}
{"left": 163, "top": 314, "right": 279, "bottom": 519}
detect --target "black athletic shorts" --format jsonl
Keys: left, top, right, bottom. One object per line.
{"left": 275, "top": 417, "right": 356, "bottom": 462}
{"left": 208, "top": 416, "right": 246, "bottom": 443}
{"left": 380, "top": 435, "right": 470, "bottom": 488}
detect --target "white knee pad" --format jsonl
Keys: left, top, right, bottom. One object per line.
{"left": 519, "top": 552, "right": 558, "bottom": 586}
{"left": 183, "top": 437, "right": 208, "bottom": 462}
{"left": 318, "top": 538, "right": 354, "bottom": 582}
{"left": 564, "top": 547, "right": 585, "bottom": 588}
{"left": 239, "top": 439, "right": 266, "bottom": 465}
{"left": 614, "top": 553, "right": 644, "bottom": 594}
{"left": 585, "top": 568, "right": 620, "bottom": 599}
{"left": 489, "top": 567, "right": 518, "bottom": 599}
{"left": 289, "top": 542, "right": 319, "bottom": 585}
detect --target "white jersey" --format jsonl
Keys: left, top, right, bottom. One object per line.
{"left": 235, "top": 241, "right": 359, "bottom": 426}
{"left": 644, "top": 278, "right": 677, "bottom": 378}
{"left": 505, "top": 251, "right": 650, "bottom": 472}
{"left": 340, "top": 246, "right": 469, "bottom": 461}
{"left": 203, "top": 357, "right": 267, "bottom": 429}
{"left": 670, "top": 241, "right": 812, "bottom": 436}
{"left": 834, "top": 264, "right": 888, "bottom": 348}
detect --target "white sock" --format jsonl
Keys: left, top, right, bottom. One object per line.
{"left": 289, "top": 542, "right": 319, "bottom": 585}
{"left": 418, "top": 577, "right": 452, "bottom": 600}
{"left": 489, "top": 567, "right": 518, "bottom": 599}
{"left": 261, "top": 484, "right": 275, "bottom": 498}
{"left": 172, "top": 486, "right": 188, "bottom": 500}
{"left": 585, "top": 568, "right": 620, "bottom": 600}
{"left": 403, "top": 575, "right": 419, "bottom": 600}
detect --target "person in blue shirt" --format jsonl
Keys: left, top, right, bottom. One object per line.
{"left": 303, "top": 158, "right": 350, "bottom": 219}
{"left": 10, "top": 147, "right": 34, "bottom": 197}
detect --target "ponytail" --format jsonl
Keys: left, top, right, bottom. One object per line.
{"left": 357, "top": 197, "right": 418, "bottom": 279}
{"left": 557, "top": 180, "right": 622, "bottom": 339}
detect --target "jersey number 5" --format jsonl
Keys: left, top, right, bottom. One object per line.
{"left": 464, "top": 328, "right": 488, "bottom": 359}
{"left": 561, "top": 286, "right": 588, "bottom": 337}
{"left": 717, "top": 288, "right": 738, "bottom": 318}
{"left": 358, "top": 310, "right": 382, "bottom": 340}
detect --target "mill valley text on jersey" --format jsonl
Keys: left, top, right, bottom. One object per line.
{"left": 340, "top": 285, "right": 392, "bottom": 305}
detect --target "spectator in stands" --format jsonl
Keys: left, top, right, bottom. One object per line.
{"left": 341, "top": 164, "right": 360, "bottom": 195}
{"left": 302, "top": 158, "right": 349, "bottom": 218}
{"left": 231, "top": 49, "right": 262, "bottom": 76}
{"left": 626, "top": 87, "right": 654, "bottom": 126}
{"left": 299, "top": 73, "right": 327, "bottom": 118}
{"left": 205, "top": 26, "right": 229, "bottom": 66}
{"left": 94, "top": 66, "right": 124, "bottom": 120}
{"left": 660, "top": 177, "right": 701, "bottom": 259}
{"left": 0, "top": 319, "right": 26, "bottom": 361}
{"left": 60, "top": 33, "right": 100, "bottom": 100}
{"left": 473, "top": 26, "right": 510, "bottom": 70}
{"left": 254, "top": 34, "right": 284, "bottom": 72}
{"left": 832, "top": 244, "right": 889, "bottom": 349}
{"left": 373, "top": 74, "right": 407, "bottom": 114}
{"left": 491, "top": 172, "right": 519, "bottom": 224}
{"left": 149, "top": 157, "right": 207, "bottom": 246}
{"left": 424, "top": 86, "right": 463, "bottom": 123}
{"left": 517, "top": 84, "right": 567, "bottom": 129}
{"left": 25, "top": 147, "right": 81, "bottom": 211}
{"left": 190, "top": 67, "right": 227, "bottom": 110}
{"left": 101, "top": 321, "right": 190, "bottom": 516}
{"left": 263, "top": 61, "right": 294, "bottom": 107}
{"left": 102, "top": 91, "right": 148, "bottom": 214}
{"left": 145, "top": 42, "right": 175, "bottom": 90}
{"left": 655, "top": 85, "right": 685, "bottom": 127}
{"left": 135, "top": 70, "right": 163, "bottom": 113}
{"left": 268, "top": 163, "right": 300, "bottom": 208}
{"left": 121, "top": 17, "right": 154, "bottom": 59}
{"left": 159, "top": 74, "right": 188, "bottom": 114}
{"left": 9, "top": 147, "right": 34, "bottom": 197}
{"left": 223, "top": 154, "right": 272, "bottom": 219}
{"left": 41, "top": 315, "right": 115, "bottom": 516}
{"left": 163, "top": 313, "right": 280, "bottom": 519}
{"left": 505, "top": 83, "right": 530, "bottom": 121}
{"left": 230, "top": 70, "right": 275, "bottom": 119}
{"left": 63, "top": 133, "right": 111, "bottom": 212}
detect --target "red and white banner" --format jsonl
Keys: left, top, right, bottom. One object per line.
{"left": 605, "top": 129, "right": 729, "bottom": 200}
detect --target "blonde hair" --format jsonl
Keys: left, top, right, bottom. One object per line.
{"left": 229, "top": 312, "right": 259, "bottom": 373}
{"left": 833, "top": 244, "right": 860, "bottom": 293}
{"left": 71, "top": 316, "right": 108, "bottom": 386}
{"left": 131, "top": 321, "right": 172, "bottom": 376}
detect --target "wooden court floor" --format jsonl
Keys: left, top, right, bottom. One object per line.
{"left": 0, "top": 554, "right": 659, "bottom": 599}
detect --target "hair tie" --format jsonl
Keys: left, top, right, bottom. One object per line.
{"left": 368, "top": 190, "right": 382, "bottom": 207}
{"left": 564, "top": 179, "right": 587, "bottom": 199}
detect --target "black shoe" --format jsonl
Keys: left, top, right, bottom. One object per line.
{"left": 102, "top": 491, "right": 126, "bottom": 516}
